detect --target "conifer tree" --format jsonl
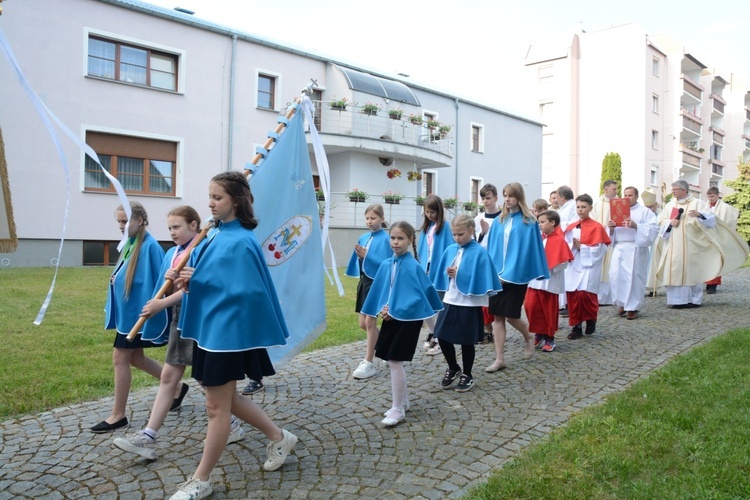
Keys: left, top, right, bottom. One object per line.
{"left": 600, "top": 152, "right": 622, "bottom": 196}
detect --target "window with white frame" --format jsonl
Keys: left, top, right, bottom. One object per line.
{"left": 539, "top": 101, "right": 554, "bottom": 118}
{"left": 84, "top": 131, "right": 177, "bottom": 197}
{"left": 470, "top": 178, "right": 482, "bottom": 203}
{"left": 538, "top": 65, "right": 553, "bottom": 82}
{"left": 651, "top": 130, "right": 659, "bottom": 150}
{"left": 421, "top": 170, "right": 437, "bottom": 197}
{"left": 652, "top": 57, "right": 660, "bottom": 77}
{"left": 652, "top": 94, "right": 659, "bottom": 114}
{"left": 256, "top": 70, "right": 281, "bottom": 110}
{"left": 87, "top": 34, "right": 179, "bottom": 91}
{"left": 470, "top": 123, "right": 484, "bottom": 153}
{"left": 650, "top": 165, "right": 658, "bottom": 186}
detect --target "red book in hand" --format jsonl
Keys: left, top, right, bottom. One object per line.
{"left": 670, "top": 207, "right": 680, "bottom": 219}
{"left": 610, "top": 198, "right": 630, "bottom": 225}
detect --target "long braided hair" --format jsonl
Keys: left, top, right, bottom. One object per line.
{"left": 117, "top": 201, "right": 149, "bottom": 299}
{"left": 390, "top": 221, "right": 419, "bottom": 261}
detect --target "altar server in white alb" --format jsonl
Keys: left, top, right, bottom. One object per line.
{"left": 606, "top": 187, "right": 658, "bottom": 320}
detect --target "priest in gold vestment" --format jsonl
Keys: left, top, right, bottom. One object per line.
{"left": 654, "top": 180, "right": 748, "bottom": 308}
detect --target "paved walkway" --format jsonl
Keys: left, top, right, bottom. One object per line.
{"left": 1, "top": 269, "right": 749, "bottom": 499}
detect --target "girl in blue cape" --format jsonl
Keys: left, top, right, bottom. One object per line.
{"left": 485, "top": 182, "right": 549, "bottom": 373}
{"left": 91, "top": 202, "right": 167, "bottom": 434}
{"left": 345, "top": 204, "right": 392, "bottom": 380}
{"left": 361, "top": 221, "right": 443, "bottom": 426}
{"left": 432, "top": 214, "right": 502, "bottom": 393}
{"left": 113, "top": 206, "right": 235, "bottom": 460}
{"left": 416, "top": 194, "right": 455, "bottom": 354}
{"left": 168, "top": 172, "right": 297, "bottom": 500}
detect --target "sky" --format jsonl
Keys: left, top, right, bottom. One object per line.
{"left": 145, "top": 0, "right": 750, "bottom": 113}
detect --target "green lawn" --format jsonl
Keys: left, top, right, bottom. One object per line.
{"left": 465, "top": 328, "right": 750, "bottom": 499}
{"left": 0, "top": 267, "right": 359, "bottom": 419}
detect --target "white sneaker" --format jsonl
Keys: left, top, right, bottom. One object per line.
{"left": 352, "top": 359, "right": 377, "bottom": 379}
{"left": 263, "top": 429, "right": 298, "bottom": 471}
{"left": 169, "top": 477, "right": 212, "bottom": 500}
{"left": 113, "top": 430, "right": 157, "bottom": 460}
{"left": 227, "top": 418, "right": 245, "bottom": 445}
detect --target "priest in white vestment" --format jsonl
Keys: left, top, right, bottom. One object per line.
{"left": 607, "top": 187, "right": 658, "bottom": 319}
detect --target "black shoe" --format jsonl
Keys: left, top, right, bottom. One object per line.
{"left": 241, "top": 379, "right": 264, "bottom": 395}
{"left": 685, "top": 303, "right": 701, "bottom": 309}
{"left": 585, "top": 320, "right": 597, "bottom": 335}
{"left": 90, "top": 417, "right": 128, "bottom": 433}
{"left": 559, "top": 308, "right": 569, "bottom": 317}
{"left": 441, "top": 368, "right": 461, "bottom": 388}
{"left": 567, "top": 325, "right": 583, "bottom": 340}
{"left": 455, "top": 374, "right": 475, "bottom": 392}
{"left": 706, "top": 285, "right": 717, "bottom": 294}
{"left": 169, "top": 382, "right": 190, "bottom": 411}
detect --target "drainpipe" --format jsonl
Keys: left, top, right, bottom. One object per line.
{"left": 454, "top": 98, "right": 460, "bottom": 198}
{"left": 227, "top": 34, "right": 238, "bottom": 171}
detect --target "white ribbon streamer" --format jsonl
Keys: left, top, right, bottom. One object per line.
{"left": 0, "top": 28, "right": 132, "bottom": 324}
{"left": 299, "top": 97, "right": 344, "bottom": 296}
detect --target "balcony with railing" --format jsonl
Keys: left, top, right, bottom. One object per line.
{"left": 680, "top": 146, "right": 702, "bottom": 171}
{"left": 682, "top": 74, "right": 704, "bottom": 102}
{"left": 711, "top": 94, "right": 725, "bottom": 115}
{"left": 681, "top": 108, "right": 702, "bottom": 136}
{"left": 710, "top": 126, "right": 725, "bottom": 145}
{"left": 744, "top": 134, "right": 750, "bottom": 151}
{"left": 322, "top": 192, "right": 481, "bottom": 228}
{"left": 314, "top": 102, "right": 453, "bottom": 167}
{"left": 746, "top": 107, "right": 750, "bottom": 122}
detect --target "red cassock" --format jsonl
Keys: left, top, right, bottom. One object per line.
{"left": 564, "top": 218, "right": 610, "bottom": 325}
{"left": 525, "top": 227, "right": 574, "bottom": 336}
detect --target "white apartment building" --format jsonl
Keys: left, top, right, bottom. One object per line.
{"left": 0, "top": 0, "right": 542, "bottom": 267}
{"left": 523, "top": 23, "right": 750, "bottom": 204}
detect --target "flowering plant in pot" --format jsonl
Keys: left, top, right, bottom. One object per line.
{"left": 329, "top": 97, "right": 349, "bottom": 110}
{"left": 409, "top": 114, "right": 423, "bottom": 125}
{"left": 443, "top": 197, "right": 458, "bottom": 209}
{"left": 407, "top": 170, "right": 422, "bottom": 182}
{"left": 361, "top": 102, "right": 381, "bottom": 115}
{"left": 386, "top": 168, "right": 402, "bottom": 179}
{"left": 382, "top": 191, "right": 405, "bottom": 204}
{"left": 347, "top": 188, "right": 368, "bottom": 202}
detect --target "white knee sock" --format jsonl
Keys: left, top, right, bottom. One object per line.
{"left": 389, "top": 360, "right": 407, "bottom": 410}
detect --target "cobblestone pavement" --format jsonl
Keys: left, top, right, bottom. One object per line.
{"left": 2, "top": 269, "right": 749, "bottom": 499}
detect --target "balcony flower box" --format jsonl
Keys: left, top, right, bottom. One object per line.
{"left": 409, "top": 115, "right": 423, "bottom": 125}
{"left": 361, "top": 102, "right": 381, "bottom": 116}
{"left": 347, "top": 188, "right": 368, "bottom": 203}
{"left": 415, "top": 195, "right": 426, "bottom": 206}
{"left": 383, "top": 191, "right": 405, "bottom": 204}
{"left": 329, "top": 97, "right": 349, "bottom": 111}
{"left": 388, "top": 109, "right": 403, "bottom": 120}
{"left": 443, "top": 197, "right": 458, "bottom": 209}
